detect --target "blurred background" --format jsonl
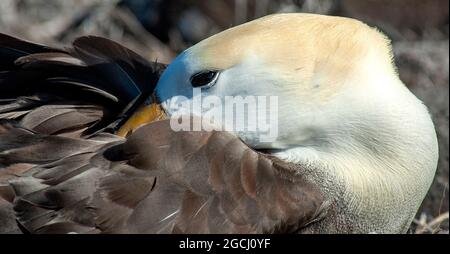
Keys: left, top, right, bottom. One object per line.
{"left": 0, "top": 0, "right": 448, "bottom": 233}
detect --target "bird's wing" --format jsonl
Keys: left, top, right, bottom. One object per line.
{"left": 0, "top": 33, "right": 166, "bottom": 138}
{"left": 0, "top": 118, "right": 328, "bottom": 234}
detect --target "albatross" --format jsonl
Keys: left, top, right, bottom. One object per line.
{"left": 0, "top": 13, "right": 438, "bottom": 234}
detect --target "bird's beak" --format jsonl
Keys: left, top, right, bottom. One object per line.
{"left": 116, "top": 93, "right": 167, "bottom": 137}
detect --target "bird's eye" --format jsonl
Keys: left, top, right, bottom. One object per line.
{"left": 190, "top": 70, "right": 219, "bottom": 88}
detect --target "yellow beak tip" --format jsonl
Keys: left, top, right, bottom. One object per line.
{"left": 116, "top": 103, "right": 166, "bottom": 137}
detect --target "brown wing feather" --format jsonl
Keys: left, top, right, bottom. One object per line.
{"left": 1, "top": 119, "right": 328, "bottom": 234}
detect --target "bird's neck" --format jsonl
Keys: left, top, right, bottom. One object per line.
{"left": 273, "top": 83, "right": 438, "bottom": 233}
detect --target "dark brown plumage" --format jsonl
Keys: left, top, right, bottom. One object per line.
{"left": 1, "top": 119, "right": 327, "bottom": 234}
{"left": 0, "top": 33, "right": 328, "bottom": 234}
{"left": 0, "top": 33, "right": 166, "bottom": 136}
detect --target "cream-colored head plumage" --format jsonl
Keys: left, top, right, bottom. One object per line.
{"left": 155, "top": 13, "right": 438, "bottom": 233}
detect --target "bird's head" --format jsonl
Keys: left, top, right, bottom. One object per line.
{"left": 154, "top": 14, "right": 426, "bottom": 155}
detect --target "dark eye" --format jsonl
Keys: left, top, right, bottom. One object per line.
{"left": 190, "top": 70, "right": 219, "bottom": 88}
